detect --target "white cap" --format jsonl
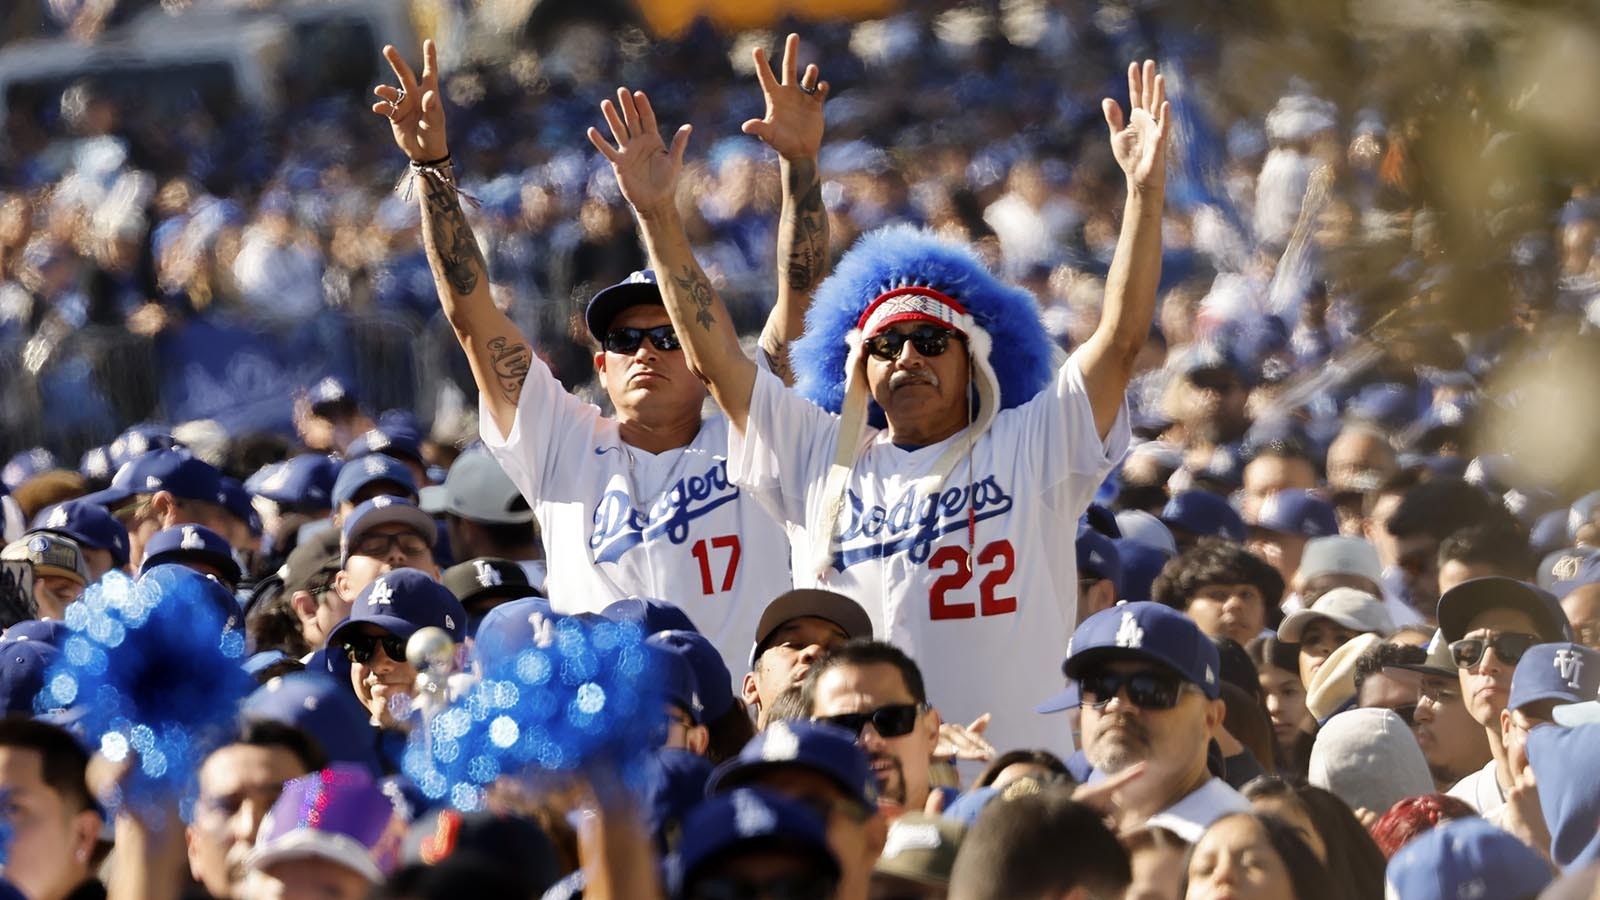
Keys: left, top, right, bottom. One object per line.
{"left": 417, "top": 451, "right": 533, "bottom": 525}
{"left": 1114, "top": 509, "right": 1178, "bottom": 557}
{"left": 1279, "top": 587, "right": 1394, "bottom": 643}
{"left": 1297, "top": 536, "right": 1383, "bottom": 586}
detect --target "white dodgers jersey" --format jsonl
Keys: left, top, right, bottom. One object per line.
{"left": 481, "top": 355, "right": 793, "bottom": 675}
{"left": 730, "top": 355, "right": 1129, "bottom": 755}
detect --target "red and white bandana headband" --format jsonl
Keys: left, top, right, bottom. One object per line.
{"left": 857, "top": 287, "right": 974, "bottom": 338}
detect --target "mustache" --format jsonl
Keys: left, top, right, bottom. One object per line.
{"left": 890, "top": 369, "right": 939, "bottom": 390}
{"left": 1096, "top": 713, "right": 1151, "bottom": 746}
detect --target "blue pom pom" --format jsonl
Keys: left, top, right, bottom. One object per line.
{"left": 403, "top": 616, "right": 665, "bottom": 807}
{"left": 42, "top": 568, "right": 255, "bottom": 819}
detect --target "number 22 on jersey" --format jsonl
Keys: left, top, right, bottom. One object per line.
{"left": 928, "top": 539, "right": 1017, "bottom": 620}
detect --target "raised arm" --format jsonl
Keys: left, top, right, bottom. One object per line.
{"left": 741, "top": 33, "right": 830, "bottom": 385}
{"left": 1075, "top": 60, "right": 1171, "bottom": 439}
{"left": 373, "top": 41, "right": 533, "bottom": 437}
{"left": 588, "top": 89, "right": 758, "bottom": 430}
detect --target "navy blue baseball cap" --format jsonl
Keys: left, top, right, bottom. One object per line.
{"left": 649, "top": 643, "right": 702, "bottom": 724}
{"left": 243, "top": 672, "right": 385, "bottom": 775}
{"left": 648, "top": 630, "right": 736, "bottom": 721}
{"left": 3, "top": 619, "right": 68, "bottom": 647}
{"left": 249, "top": 454, "right": 336, "bottom": 511}
{"left": 78, "top": 445, "right": 114, "bottom": 484}
{"left": 1508, "top": 643, "right": 1600, "bottom": 713}
{"left": 108, "top": 425, "right": 176, "bottom": 469}
{"left": 31, "top": 500, "right": 130, "bottom": 568}
{"left": 1249, "top": 489, "right": 1339, "bottom": 538}
{"left": 139, "top": 524, "right": 241, "bottom": 586}
{"left": 332, "top": 454, "right": 418, "bottom": 506}
{"left": 1527, "top": 723, "right": 1600, "bottom": 869}
{"left": 1161, "top": 491, "right": 1247, "bottom": 543}
{"left": 585, "top": 270, "right": 663, "bottom": 340}
{"left": 600, "top": 597, "right": 698, "bottom": 636}
{"left": 674, "top": 788, "right": 839, "bottom": 895}
{"left": 1549, "top": 550, "right": 1600, "bottom": 597}
{"left": 81, "top": 449, "right": 225, "bottom": 509}
{"left": 471, "top": 597, "right": 558, "bottom": 670}
{"left": 1077, "top": 526, "right": 1122, "bottom": 597}
{"left": 326, "top": 568, "right": 466, "bottom": 650}
{"left": 218, "top": 478, "right": 262, "bottom": 537}
{"left": 1037, "top": 601, "right": 1222, "bottom": 713}
{"left": 1114, "top": 538, "right": 1169, "bottom": 605}
{"left": 1176, "top": 339, "right": 1248, "bottom": 384}
{"left": 340, "top": 496, "right": 436, "bottom": 566}
{"left": 0, "top": 638, "right": 60, "bottom": 714}
{"left": 307, "top": 376, "right": 356, "bottom": 413}
{"left": 705, "top": 719, "right": 878, "bottom": 810}
{"left": 1345, "top": 382, "right": 1415, "bottom": 429}
{"left": 1383, "top": 816, "right": 1552, "bottom": 900}
{"left": 2, "top": 448, "right": 55, "bottom": 491}
{"left": 346, "top": 426, "right": 425, "bottom": 467}
{"left": 1436, "top": 576, "right": 1571, "bottom": 644}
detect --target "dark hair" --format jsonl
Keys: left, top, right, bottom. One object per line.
{"left": 947, "top": 787, "right": 1131, "bottom": 900}
{"left": 1247, "top": 635, "right": 1301, "bottom": 675}
{"left": 973, "top": 749, "right": 1071, "bottom": 789}
{"left": 704, "top": 700, "right": 758, "bottom": 765}
{"left": 1179, "top": 812, "right": 1337, "bottom": 900}
{"left": 1242, "top": 777, "right": 1388, "bottom": 899}
{"left": 1221, "top": 682, "right": 1278, "bottom": 778}
{"left": 1437, "top": 523, "right": 1536, "bottom": 580}
{"left": 1352, "top": 642, "right": 1425, "bottom": 698}
{"left": 1385, "top": 478, "right": 1511, "bottom": 543}
{"left": 245, "top": 581, "right": 312, "bottom": 658}
{"left": 211, "top": 719, "right": 329, "bottom": 774}
{"left": 0, "top": 716, "right": 94, "bottom": 814}
{"left": 1153, "top": 537, "right": 1286, "bottom": 611}
{"left": 799, "top": 639, "right": 927, "bottom": 711}
{"left": 1212, "top": 636, "right": 1262, "bottom": 702}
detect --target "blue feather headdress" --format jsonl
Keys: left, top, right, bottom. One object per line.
{"left": 788, "top": 226, "right": 1056, "bottom": 577}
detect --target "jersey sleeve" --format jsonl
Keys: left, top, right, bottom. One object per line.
{"left": 727, "top": 367, "right": 839, "bottom": 526}
{"left": 478, "top": 351, "right": 606, "bottom": 504}
{"left": 1004, "top": 351, "right": 1131, "bottom": 509}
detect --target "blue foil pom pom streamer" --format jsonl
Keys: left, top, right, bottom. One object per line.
{"left": 403, "top": 615, "right": 665, "bottom": 811}
{"left": 40, "top": 567, "right": 254, "bottom": 822}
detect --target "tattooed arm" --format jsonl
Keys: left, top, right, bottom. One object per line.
{"left": 589, "top": 89, "right": 758, "bottom": 431}
{"left": 374, "top": 41, "right": 533, "bottom": 436}
{"left": 741, "top": 34, "right": 830, "bottom": 386}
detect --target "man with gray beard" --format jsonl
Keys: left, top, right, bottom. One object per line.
{"left": 1036, "top": 601, "right": 1249, "bottom": 842}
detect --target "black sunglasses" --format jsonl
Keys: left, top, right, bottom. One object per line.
{"left": 1079, "top": 669, "right": 1188, "bottom": 711}
{"left": 815, "top": 703, "right": 924, "bottom": 739}
{"left": 604, "top": 324, "right": 681, "bottom": 354}
{"left": 862, "top": 326, "right": 960, "bottom": 362}
{"left": 1450, "top": 632, "right": 1539, "bottom": 669}
{"left": 687, "top": 871, "right": 835, "bottom": 900}
{"left": 343, "top": 633, "right": 407, "bottom": 665}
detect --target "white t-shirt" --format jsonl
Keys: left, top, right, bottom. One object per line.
{"left": 1146, "top": 777, "right": 1253, "bottom": 843}
{"left": 730, "top": 354, "right": 1129, "bottom": 755}
{"left": 480, "top": 356, "right": 793, "bottom": 675}
{"left": 1446, "top": 759, "right": 1506, "bottom": 817}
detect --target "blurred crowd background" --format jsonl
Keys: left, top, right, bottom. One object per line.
{"left": 1, "top": 0, "right": 1599, "bottom": 499}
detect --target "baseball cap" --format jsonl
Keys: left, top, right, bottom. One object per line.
{"left": 218, "top": 478, "right": 262, "bottom": 537}
{"left": 1526, "top": 723, "right": 1600, "bottom": 869}
{"left": 139, "top": 524, "right": 241, "bottom": 586}
{"left": 1176, "top": 339, "right": 1248, "bottom": 383}
{"left": 749, "top": 589, "right": 875, "bottom": 668}
{"left": 0, "top": 639, "right": 61, "bottom": 714}
{"left": 585, "top": 270, "right": 665, "bottom": 341}
{"left": 347, "top": 426, "right": 425, "bottom": 468}
{"left": 1383, "top": 816, "right": 1552, "bottom": 900}
{"left": 3, "top": 619, "right": 68, "bottom": 647}
{"left": 2, "top": 533, "right": 88, "bottom": 585}
{"left": 1345, "top": 382, "right": 1416, "bottom": 430}
{"left": 279, "top": 528, "right": 342, "bottom": 594}
{"left": 1037, "top": 601, "right": 1222, "bottom": 713}
{"left": 1278, "top": 588, "right": 1394, "bottom": 643}
{"left": 1114, "top": 509, "right": 1178, "bottom": 557}
{"left": 417, "top": 452, "right": 531, "bottom": 525}
{"left": 307, "top": 376, "right": 356, "bottom": 412}
{"left": 81, "top": 449, "right": 224, "bottom": 509}
{"left": 600, "top": 597, "right": 698, "bottom": 636}
{"left": 1161, "top": 491, "right": 1247, "bottom": 543}
{"left": 1249, "top": 489, "right": 1338, "bottom": 538}
{"left": 326, "top": 569, "right": 466, "bottom": 652}
{"left": 340, "top": 496, "right": 436, "bottom": 566}
{"left": 649, "top": 643, "right": 702, "bottom": 723}
{"left": 1435, "top": 576, "right": 1571, "bottom": 644}
{"left": 1384, "top": 628, "right": 1456, "bottom": 680}
{"left": 1297, "top": 536, "right": 1383, "bottom": 587}
{"left": 1113, "top": 538, "right": 1169, "bottom": 605}
{"left": 78, "top": 445, "right": 113, "bottom": 484}
{"left": 1507, "top": 643, "right": 1600, "bottom": 713}
{"left": 1542, "top": 548, "right": 1597, "bottom": 594}
{"left": 30, "top": 500, "right": 129, "bottom": 568}
{"left": 441, "top": 558, "right": 534, "bottom": 610}
{"left": 402, "top": 808, "right": 561, "bottom": 892}
{"left": 246, "top": 765, "right": 401, "bottom": 884}
{"left": 470, "top": 597, "right": 559, "bottom": 670}
{"left": 648, "top": 630, "right": 736, "bottom": 721}
{"left": 674, "top": 788, "right": 840, "bottom": 895}
{"left": 2, "top": 448, "right": 55, "bottom": 492}
{"left": 706, "top": 718, "right": 877, "bottom": 809}
{"left": 248, "top": 454, "right": 336, "bottom": 511}
{"left": 242, "top": 672, "right": 385, "bottom": 775}
{"left": 332, "top": 454, "right": 417, "bottom": 507}
{"left": 873, "top": 813, "right": 963, "bottom": 889}
{"left": 107, "top": 425, "right": 177, "bottom": 470}
{"left": 1076, "top": 527, "right": 1122, "bottom": 596}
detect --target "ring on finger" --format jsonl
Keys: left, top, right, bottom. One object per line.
{"left": 800, "top": 84, "right": 818, "bottom": 95}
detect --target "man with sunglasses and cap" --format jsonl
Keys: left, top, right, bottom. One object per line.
{"left": 374, "top": 39, "right": 826, "bottom": 676}
{"left": 1433, "top": 575, "right": 1572, "bottom": 815}
{"left": 1037, "top": 601, "right": 1247, "bottom": 841}
{"left": 596, "top": 61, "right": 1169, "bottom": 757}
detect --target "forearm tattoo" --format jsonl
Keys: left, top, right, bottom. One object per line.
{"left": 783, "top": 159, "right": 827, "bottom": 292}
{"left": 673, "top": 267, "right": 718, "bottom": 331}
{"left": 486, "top": 336, "right": 531, "bottom": 403}
{"left": 421, "top": 174, "right": 487, "bottom": 297}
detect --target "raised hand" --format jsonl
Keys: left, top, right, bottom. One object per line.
{"left": 373, "top": 41, "right": 448, "bottom": 162}
{"left": 1102, "top": 60, "right": 1171, "bottom": 192}
{"left": 588, "top": 88, "right": 691, "bottom": 219}
{"left": 741, "top": 33, "right": 828, "bottom": 161}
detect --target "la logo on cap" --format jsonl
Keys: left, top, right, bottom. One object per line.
{"left": 734, "top": 791, "right": 776, "bottom": 837}
{"left": 372, "top": 496, "right": 392, "bottom": 509}
{"left": 364, "top": 456, "right": 389, "bottom": 476}
{"left": 1116, "top": 611, "right": 1144, "bottom": 650}
{"left": 45, "top": 506, "right": 68, "bottom": 529}
{"left": 180, "top": 526, "right": 205, "bottom": 551}
{"left": 366, "top": 430, "right": 389, "bottom": 451}
{"left": 146, "top": 476, "right": 163, "bottom": 490}
{"left": 473, "top": 560, "right": 501, "bottom": 588}
{"left": 369, "top": 578, "right": 395, "bottom": 607}
{"left": 1555, "top": 648, "right": 1585, "bottom": 689}
{"left": 761, "top": 721, "right": 800, "bottom": 761}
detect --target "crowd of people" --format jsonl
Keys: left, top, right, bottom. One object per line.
{"left": 1, "top": 2, "right": 1600, "bottom": 899}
